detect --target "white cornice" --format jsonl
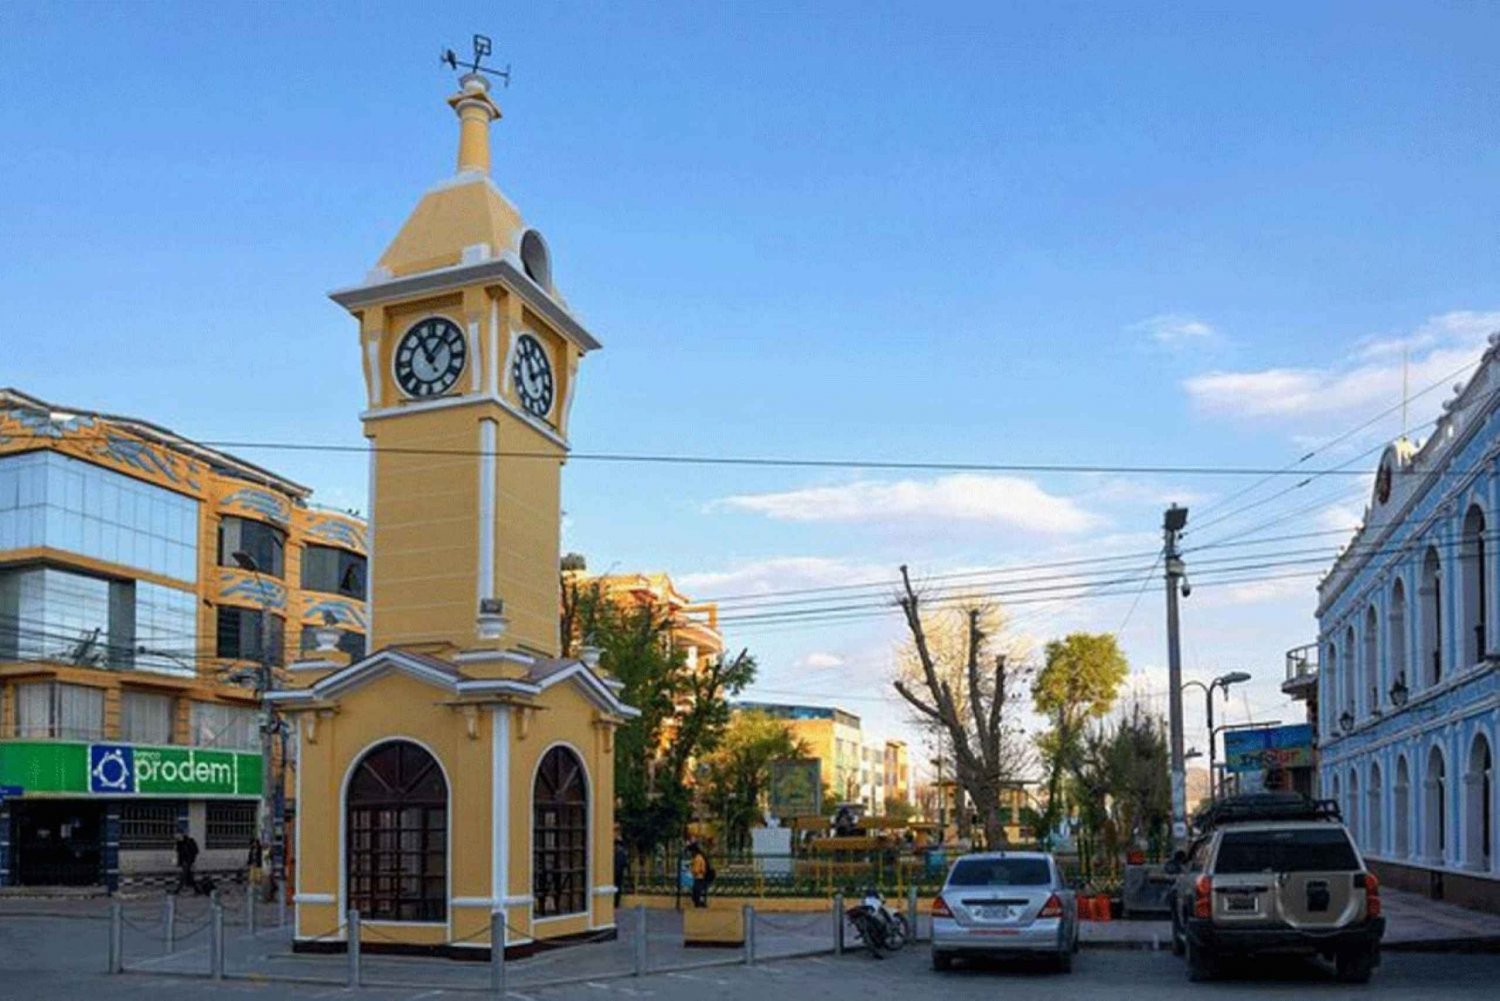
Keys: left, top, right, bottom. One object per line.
{"left": 359, "top": 392, "right": 570, "bottom": 452}
{"left": 329, "top": 257, "right": 601, "bottom": 354}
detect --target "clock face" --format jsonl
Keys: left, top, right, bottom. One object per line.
{"left": 394, "top": 318, "right": 467, "bottom": 398}
{"left": 511, "top": 333, "right": 555, "bottom": 419}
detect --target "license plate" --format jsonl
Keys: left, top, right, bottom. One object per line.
{"left": 1226, "top": 896, "right": 1257, "bottom": 912}
{"left": 976, "top": 905, "right": 1013, "bottom": 920}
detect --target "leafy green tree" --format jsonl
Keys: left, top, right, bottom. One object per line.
{"left": 701, "top": 711, "right": 806, "bottom": 852}
{"left": 1031, "top": 633, "right": 1128, "bottom": 842}
{"left": 564, "top": 575, "right": 757, "bottom": 853}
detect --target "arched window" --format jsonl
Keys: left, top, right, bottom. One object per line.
{"left": 1389, "top": 578, "right": 1408, "bottom": 697}
{"left": 1368, "top": 761, "right": 1384, "bottom": 854}
{"left": 1465, "top": 734, "right": 1493, "bottom": 872}
{"left": 1395, "top": 756, "right": 1411, "bottom": 857}
{"left": 1462, "top": 505, "right": 1488, "bottom": 667}
{"left": 346, "top": 740, "right": 448, "bottom": 922}
{"left": 1421, "top": 547, "right": 1443, "bottom": 687}
{"left": 1425, "top": 745, "right": 1447, "bottom": 862}
{"left": 533, "top": 745, "right": 588, "bottom": 918}
{"left": 1348, "top": 768, "right": 1361, "bottom": 846}
{"left": 1325, "top": 641, "right": 1338, "bottom": 740}
{"left": 1363, "top": 605, "right": 1379, "bottom": 716}
{"left": 1343, "top": 625, "right": 1357, "bottom": 722}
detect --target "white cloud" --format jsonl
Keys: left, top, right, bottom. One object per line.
{"left": 800, "top": 651, "right": 845, "bottom": 669}
{"left": 1315, "top": 503, "right": 1363, "bottom": 536}
{"left": 713, "top": 475, "right": 1102, "bottom": 534}
{"left": 677, "top": 556, "right": 893, "bottom": 598}
{"left": 1131, "top": 313, "right": 1218, "bottom": 347}
{"left": 1200, "top": 574, "right": 1315, "bottom": 608}
{"left": 1184, "top": 310, "right": 1500, "bottom": 422}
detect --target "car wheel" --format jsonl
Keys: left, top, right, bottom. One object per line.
{"left": 1056, "top": 950, "right": 1074, "bottom": 974}
{"left": 1335, "top": 947, "right": 1376, "bottom": 984}
{"left": 932, "top": 950, "right": 953, "bottom": 972}
{"left": 1186, "top": 938, "right": 1217, "bottom": 982}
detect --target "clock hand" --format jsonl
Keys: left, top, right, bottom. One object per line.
{"left": 420, "top": 337, "right": 439, "bottom": 366}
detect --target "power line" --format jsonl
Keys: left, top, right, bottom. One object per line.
{"left": 1, "top": 429, "right": 1479, "bottom": 479}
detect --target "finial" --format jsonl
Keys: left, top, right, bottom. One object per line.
{"left": 441, "top": 34, "right": 509, "bottom": 176}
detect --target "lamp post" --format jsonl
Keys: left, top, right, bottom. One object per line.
{"left": 1182, "top": 671, "right": 1253, "bottom": 800}
{"left": 231, "top": 548, "right": 283, "bottom": 902}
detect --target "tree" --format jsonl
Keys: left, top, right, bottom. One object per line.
{"left": 1031, "top": 633, "right": 1128, "bottom": 840}
{"left": 882, "top": 796, "right": 918, "bottom": 826}
{"left": 891, "top": 566, "right": 1033, "bottom": 849}
{"left": 701, "top": 711, "right": 806, "bottom": 852}
{"left": 563, "top": 574, "right": 757, "bottom": 853}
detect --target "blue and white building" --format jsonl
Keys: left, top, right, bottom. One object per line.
{"left": 1316, "top": 341, "right": 1500, "bottom": 913}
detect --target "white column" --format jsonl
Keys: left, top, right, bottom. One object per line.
{"left": 477, "top": 418, "right": 498, "bottom": 610}
{"left": 491, "top": 707, "right": 511, "bottom": 913}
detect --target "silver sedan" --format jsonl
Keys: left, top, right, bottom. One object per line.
{"left": 930, "top": 851, "right": 1079, "bottom": 972}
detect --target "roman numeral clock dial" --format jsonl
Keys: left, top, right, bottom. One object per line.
{"left": 511, "top": 333, "right": 555, "bottom": 419}
{"left": 393, "top": 318, "right": 467, "bottom": 398}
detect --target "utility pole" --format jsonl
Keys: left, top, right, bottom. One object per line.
{"left": 232, "top": 549, "right": 282, "bottom": 902}
{"left": 1163, "top": 505, "right": 1190, "bottom": 844}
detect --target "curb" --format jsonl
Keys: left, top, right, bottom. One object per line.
{"left": 1382, "top": 936, "right": 1500, "bottom": 954}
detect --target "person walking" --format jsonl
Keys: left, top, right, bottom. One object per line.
{"left": 246, "top": 837, "right": 264, "bottom": 893}
{"left": 174, "top": 831, "right": 200, "bottom": 895}
{"left": 688, "top": 842, "right": 710, "bottom": 908}
{"left": 613, "top": 834, "right": 628, "bottom": 908}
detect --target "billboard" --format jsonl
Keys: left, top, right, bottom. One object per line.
{"left": 1222, "top": 724, "right": 1314, "bottom": 774}
{"left": 0, "top": 741, "right": 262, "bottom": 797}
{"left": 768, "top": 758, "right": 822, "bottom": 819}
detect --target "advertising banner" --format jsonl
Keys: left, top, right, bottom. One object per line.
{"left": 768, "top": 758, "right": 821, "bottom": 819}
{"left": 0, "top": 740, "right": 261, "bottom": 797}
{"left": 1222, "top": 724, "right": 1314, "bottom": 774}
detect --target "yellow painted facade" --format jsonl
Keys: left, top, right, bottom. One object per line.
{"left": 276, "top": 70, "right": 634, "bottom": 957}
{"left": 0, "top": 390, "right": 367, "bottom": 888}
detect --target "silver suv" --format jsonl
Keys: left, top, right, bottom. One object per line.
{"left": 1168, "top": 794, "right": 1385, "bottom": 983}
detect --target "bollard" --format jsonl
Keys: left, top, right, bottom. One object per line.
{"left": 833, "top": 892, "right": 844, "bottom": 954}
{"left": 210, "top": 898, "right": 225, "bottom": 980}
{"left": 633, "top": 903, "right": 647, "bottom": 976}
{"left": 743, "top": 904, "right": 756, "bottom": 965}
{"left": 163, "top": 892, "right": 176, "bottom": 955}
{"left": 907, "top": 883, "right": 920, "bottom": 943}
{"left": 278, "top": 880, "right": 287, "bottom": 928}
{"left": 107, "top": 900, "right": 123, "bottom": 974}
{"left": 489, "top": 909, "right": 506, "bottom": 995}
{"left": 489, "top": 909, "right": 506, "bottom": 994}
{"left": 347, "top": 909, "right": 362, "bottom": 988}
{"left": 246, "top": 882, "right": 256, "bottom": 935}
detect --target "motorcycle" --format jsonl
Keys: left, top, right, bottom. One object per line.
{"left": 846, "top": 888, "right": 910, "bottom": 958}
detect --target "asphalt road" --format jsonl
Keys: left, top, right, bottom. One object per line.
{"left": 4, "top": 909, "right": 1499, "bottom": 1000}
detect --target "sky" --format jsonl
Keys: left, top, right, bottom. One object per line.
{"left": 3, "top": 2, "right": 1498, "bottom": 776}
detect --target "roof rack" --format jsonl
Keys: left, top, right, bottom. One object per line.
{"left": 1193, "top": 792, "right": 1342, "bottom": 832}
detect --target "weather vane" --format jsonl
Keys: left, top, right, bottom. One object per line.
{"left": 442, "top": 34, "right": 511, "bottom": 87}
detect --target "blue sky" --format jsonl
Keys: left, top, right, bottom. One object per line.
{"left": 3, "top": 2, "right": 1498, "bottom": 765}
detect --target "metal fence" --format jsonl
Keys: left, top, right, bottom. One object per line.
{"left": 100, "top": 885, "right": 927, "bottom": 992}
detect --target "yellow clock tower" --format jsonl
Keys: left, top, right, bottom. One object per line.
{"left": 272, "top": 69, "right": 635, "bottom": 958}
{"left": 333, "top": 70, "right": 596, "bottom": 657}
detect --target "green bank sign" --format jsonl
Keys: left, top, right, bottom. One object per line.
{"left": 0, "top": 741, "right": 261, "bottom": 798}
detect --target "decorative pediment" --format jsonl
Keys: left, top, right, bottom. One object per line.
{"left": 267, "top": 645, "right": 637, "bottom": 719}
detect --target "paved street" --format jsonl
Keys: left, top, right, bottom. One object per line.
{"left": 5, "top": 904, "right": 1500, "bottom": 1001}
{"left": 6, "top": 945, "right": 1500, "bottom": 1000}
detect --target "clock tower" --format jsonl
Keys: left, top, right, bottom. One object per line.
{"left": 329, "top": 71, "right": 598, "bottom": 659}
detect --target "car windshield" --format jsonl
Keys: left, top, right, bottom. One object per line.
{"left": 1214, "top": 828, "right": 1359, "bottom": 873}
{"left": 948, "top": 857, "right": 1052, "bottom": 886}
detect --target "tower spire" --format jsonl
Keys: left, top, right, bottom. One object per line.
{"left": 448, "top": 72, "right": 502, "bottom": 176}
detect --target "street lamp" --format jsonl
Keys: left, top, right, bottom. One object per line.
{"left": 1182, "top": 671, "right": 1253, "bottom": 799}
{"left": 1389, "top": 673, "right": 1409, "bottom": 708}
{"left": 231, "top": 548, "right": 284, "bottom": 902}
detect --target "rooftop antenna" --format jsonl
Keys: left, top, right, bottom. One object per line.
{"left": 441, "top": 33, "right": 511, "bottom": 87}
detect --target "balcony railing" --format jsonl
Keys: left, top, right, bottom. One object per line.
{"left": 1284, "top": 643, "right": 1318, "bottom": 685}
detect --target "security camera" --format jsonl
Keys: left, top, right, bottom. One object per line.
{"left": 1180, "top": 576, "right": 1192, "bottom": 599}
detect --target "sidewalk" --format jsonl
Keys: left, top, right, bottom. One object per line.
{"left": 1078, "top": 887, "right": 1500, "bottom": 952}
